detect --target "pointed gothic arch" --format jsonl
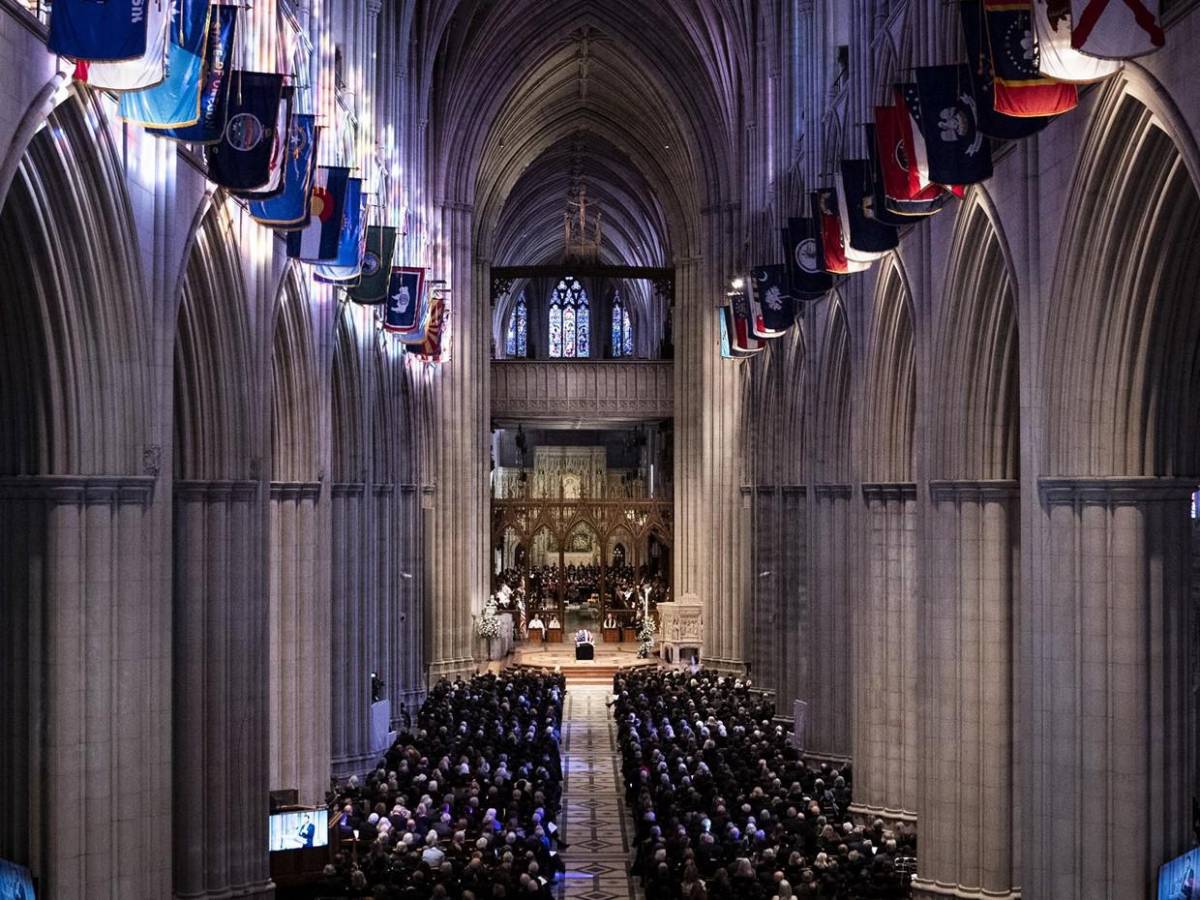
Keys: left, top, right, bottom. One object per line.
{"left": 271, "top": 264, "right": 319, "bottom": 482}
{"left": 1047, "top": 77, "right": 1200, "bottom": 477}
{"left": 932, "top": 190, "right": 1019, "bottom": 480}
{"left": 815, "top": 296, "right": 853, "bottom": 484}
{"left": 0, "top": 86, "right": 150, "bottom": 477}
{"left": 174, "top": 196, "right": 254, "bottom": 480}
{"left": 865, "top": 256, "right": 916, "bottom": 483}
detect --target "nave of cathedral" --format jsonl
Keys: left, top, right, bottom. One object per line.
{"left": 2, "top": 1, "right": 1200, "bottom": 898}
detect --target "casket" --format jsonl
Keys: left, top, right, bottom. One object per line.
{"left": 575, "top": 642, "right": 594, "bottom": 661}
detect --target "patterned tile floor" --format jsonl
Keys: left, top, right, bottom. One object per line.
{"left": 556, "top": 686, "right": 640, "bottom": 900}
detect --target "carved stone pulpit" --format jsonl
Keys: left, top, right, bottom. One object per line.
{"left": 658, "top": 593, "right": 703, "bottom": 665}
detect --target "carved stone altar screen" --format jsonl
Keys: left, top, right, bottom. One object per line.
{"left": 492, "top": 497, "right": 672, "bottom": 618}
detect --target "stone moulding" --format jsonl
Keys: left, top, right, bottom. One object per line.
{"left": 927, "top": 479, "right": 1018, "bottom": 502}
{"left": 860, "top": 482, "right": 917, "bottom": 501}
{"left": 1037, "top": 475, "right": 1197, "bottom": 506}
{"left": 0, "top": 474, "right": 156, "bottom": 505}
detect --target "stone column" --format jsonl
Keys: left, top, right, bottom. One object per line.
{"left": 173, "top": 480, "right": 271, "bottom": 900}
{"left": 913, "top": 481, "right": 1019, "bottom": 900}
{"left": 808, "top": 484, "right": 853, "bottom": 757}
{"left": 268, "top": 481, "right": 329, "bottom": 804}
{"left": 0, "top": 476, "right": 170, "bottom": 900}
{"left": 674, "top": 234, "right": 748, "bottom": 671}
{"left": 853, "top": 483, "right": 919, "bottom": 821}
{"left": 331, "top": 481, "right": 372, "bottom": 776}
{"left": 391, "top": 484, "right": 426, "bottom": 721}
{"left": 424, "top": 202, "right": 487, "bottom": 680}
{"left": 1021, "top": 477, "right": 1194, "bottom": 900}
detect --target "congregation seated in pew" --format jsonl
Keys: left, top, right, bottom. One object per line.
{"left": 614, "top": 668, "right": 915, "bottom": 899}
{"left": 321, "top": 670, "right": 568, "bottom": 898}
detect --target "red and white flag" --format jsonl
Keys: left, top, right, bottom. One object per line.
{"left": 1069, "top": 0, "right": 1164, "bottom": 59}
{"left": 1034, "top": 0, "right": 1123, "bottom": 81}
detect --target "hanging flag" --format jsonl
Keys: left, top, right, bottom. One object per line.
{"left": 743, "top": 274, "right": 778, "bottom": 340}
{"left": 347, "top": 227, "right": 398, "bottom": 303}
{"left": 865, "top": 124, "right": 939, "bottom": 224}
{"left": 913, "top": 66, "right": 994, "bottom": 186}
{"left": 313, "top": 180, "right": 367, "bottom": 284}
{"left": 815, "top": 189, "right": 869, "bottom": 275}
{"left": 750, "top": 265, "right": 795, "bottom": 335}
{"left": 718, "top": 307, "right": 734, "bottom": 359}
{"left": 286, "top": 166, "right": 351, "bottom": 262}
{"left": 405, "top": 291, "right": 449, "bottom": 359}
{"left": 1032, "top": 0, "right": 1123, "bottom": 81}
{"left": 82, "top": 0, "right": 170, "bottom": 90}
{"left": 383, "top": 267, "right": 427, "bottom": 333}
{"left": 837, "top": 160, "right": 900, "bottom": 258}
{"left": 726, "top": 292, "right": 765, "bottom": 356}
{"left": 147, "top": 4, "right": 236, "bottom": 143}
{"left": 872, "top": 109, "right": 952, "bottom": 218}
{"left": 983, "top": 0, "right": 1079, "bottom": 117}
{"left": 205, "top": 72, "right": 285, "bottom": 191}
{"left": 118, "top": 0, "right": 212, "bottom": 128}
{"left": 1069, "top": 0, "right": 1163, "bottom": 58}
{"left": 49, "top": 0, "right": 148, "bottom": 61}
{"left": 959, "top": 0, "right": 1055, "bottom": 139}
{"left": 894, "top": 83, "right": 933, "bottom": 192}
{"left": 784, "top": 217, "right": 834, "bottom": 298}
{"left": 249, "top": 116, "right": 319, "bottom": 228}
{"left": 235, "top": 87, "right": 294, "bottom": 198}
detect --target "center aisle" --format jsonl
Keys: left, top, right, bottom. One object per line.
{"left": 556, "top": 685, "right": 640, "bottom": 900}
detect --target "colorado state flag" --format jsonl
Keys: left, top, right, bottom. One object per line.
{"left": 286, "top": 166, "right": 351, "bottom": 262}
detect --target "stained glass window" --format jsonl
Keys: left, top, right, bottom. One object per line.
{"left": 505, "top": 295, "right": 528, "bottom": 358}
{"left": 563, "top": 305, "right": 577, "bottom": 358}
{"left": 548, "top": 276, "right": 589, "bottom": 358}
{"left": 515, "top": 297, "right": 528, "bottom": 358}
{"left": 611, "top": 293, "right": 635, "bottom": 358}
{"left": 549, "top": 301, "right": 563, "bottom": 358}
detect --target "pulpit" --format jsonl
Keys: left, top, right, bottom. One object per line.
{"left": 547, "top": 627, "right": 563, "bottom": 643}
{"left": 658, "top": 593, "right": 703, "bottom": 665}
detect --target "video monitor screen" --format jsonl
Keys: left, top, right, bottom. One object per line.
{"left": 269, "top": 809, "right": 328, "bottom": 852}
{"left": 1158, "top": 846, "right": 1200, "bottom": 900}
{"left": 0, "top": 859, "right": 36, "bottom": 900}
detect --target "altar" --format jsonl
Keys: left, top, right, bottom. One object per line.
{"left": 658, "top": 593, "right": 703, "bottom": 665}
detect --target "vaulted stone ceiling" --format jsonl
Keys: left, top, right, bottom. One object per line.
{"left": 414, "top": 0, "right": 754, "bottom": 263}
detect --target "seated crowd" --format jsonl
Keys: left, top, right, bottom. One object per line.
{"left": 615, "top": 668, "right": 915, "bottom": 899}
{"left": 321, "top": 670, "right": 568, "bottom": 898}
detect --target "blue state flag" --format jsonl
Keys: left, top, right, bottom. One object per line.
{"left": 314, "top": 180, "right": 367, "bottom": 283}
{"left": 49, "top": 0, "right": 148, "bottom": 61}
{"left": 205, "top": 71, "right": 285, "bottom": 190}
{"left": 286, "top": 166, "right": 350, "bottom": 262}
{"left": 148, "top": 4, "right": 236, "bottom": 144}
{"left": 383, "top": 268, "right": 426, "bottom": 333}
{"left": 118, "top": 0, "right": 213, "bottom": 129}
{"left": 249, "top": 116, "right": 318, "bottom": 228}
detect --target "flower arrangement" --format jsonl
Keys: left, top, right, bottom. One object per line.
{"left": 575, "top": 628, "right": 594, "bottom": 645}
{"left": 637, "top": 616, "right": 656, "bottom": 658}
{"left": 476, "top": 597, "right": 501, "bottom": 640}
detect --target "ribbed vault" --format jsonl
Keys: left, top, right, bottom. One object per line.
{"left": 418, "top": 0, "right": 751, "bottom": 262}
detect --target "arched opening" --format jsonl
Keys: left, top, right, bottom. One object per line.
{"left": 266, "top": 264, "right": 327, "bottom": 804}
{"left": 917, "top": 192, "right": 1021, "bottom": 897}
{"left": 854, "top": 254, "right": 918, "bottom": 819}
{"left": 0, "top": 86, "right": 161, "bottom": 896}
{"left": 1034, "top": 80, "right": 1200, "bottom": 898}
{"left": 329, "top": 310, "right": 373, "bottom": 776}
{"left": 171, "top": 196, "right": 271, "bottom": 897}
